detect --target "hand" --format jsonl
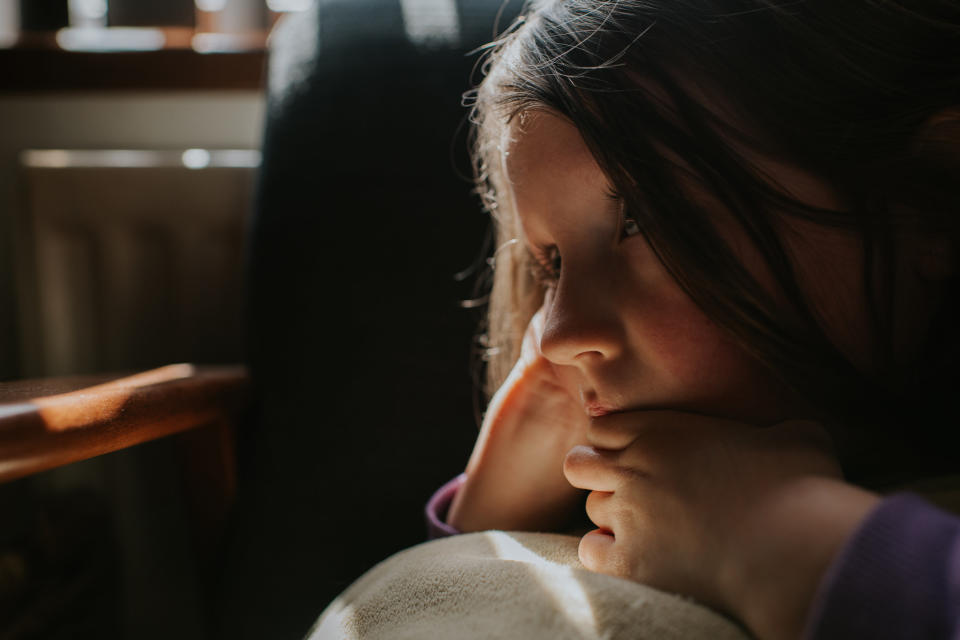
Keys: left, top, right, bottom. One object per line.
{"left": 448, "top": 297, "right": 590, "bottom": 533}
{"left": 563, "top": 411, "right": 881, "bottom": 640}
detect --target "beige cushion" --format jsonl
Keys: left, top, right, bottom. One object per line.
{"left": 307, "top": 531, "right": 750, "bottom": 640}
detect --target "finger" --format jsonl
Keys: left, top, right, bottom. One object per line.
{"left": 586, "top": 413, "right": 638, "bottom": 449}
{"left": 586, "top": 409, "right": 674, "bottom": 449}
{"left": 578, "top": 529, "right": 630, "bottom": 578}
{"left": 587, "top": 409, "right": 731, "bottom": 450}
{"left": 584, "top": 489, "right": 616, "bottom": 534}
{"left": 563, "top": 445, "right": 624, "bottom": 491}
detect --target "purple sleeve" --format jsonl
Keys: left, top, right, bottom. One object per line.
{"left": 425, "top": 473, "right": 466, "bottom": 539}
{"left": 804, "top": 492, "right": 960, "bottom": 640}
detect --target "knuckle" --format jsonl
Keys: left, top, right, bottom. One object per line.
{"left": 612, "top": 458, "right": 649, "bottom": 485}
{"left": 611, "top": 464, "right": 636, "bottom": 488}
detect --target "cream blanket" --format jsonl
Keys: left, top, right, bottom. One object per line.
{"left": 307, "top": 531, "right": 751, "bottom": 640}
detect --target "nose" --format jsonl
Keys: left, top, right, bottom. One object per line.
{"left": 538, "top": 270, "right": 624, "bottom": 365}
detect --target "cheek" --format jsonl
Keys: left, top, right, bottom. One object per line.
{"left": 614, "top": 235, "right": 806, "bottom": 423}
{"left": 628, "top": 294, "right": 739, "bottom": 383}
{"left": 618, "top": 242, "right": 735, "bottom": 385}
{"left": 624, "top": 286, "right": 801, "bottom": 423}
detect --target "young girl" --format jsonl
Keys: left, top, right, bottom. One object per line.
{"left": 426, "top": 0, "right": 960, "bottom": 638}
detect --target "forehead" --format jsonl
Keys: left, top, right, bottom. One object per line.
{"left": 502, "top": 111, "right": 604, "bottom": 186}
{"left": 502, "top": 111, "right": 615, "bottom": 239}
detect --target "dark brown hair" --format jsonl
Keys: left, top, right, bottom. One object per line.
{"left": 469, "top": 0, "right": 960, "bottom": 485}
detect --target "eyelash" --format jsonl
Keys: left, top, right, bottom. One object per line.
{"left": 531, "top": 245, "right": 562, "bottom": 285}
{"left": 530, "top": 207, "right": 643, "bottom": 286}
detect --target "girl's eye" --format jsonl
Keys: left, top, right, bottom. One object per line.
{"left": 546, "top": 245, "right": 562, "bottom": 276}
{"left": 609, "top": 190, "right": 641, "bottom": 239}
{"left": 531, "top": 245, "right": 561, "bottom": 284}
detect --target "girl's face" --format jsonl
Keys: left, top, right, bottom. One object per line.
{"left": 502, "top": 111, "right": 940, "bottom": 425}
